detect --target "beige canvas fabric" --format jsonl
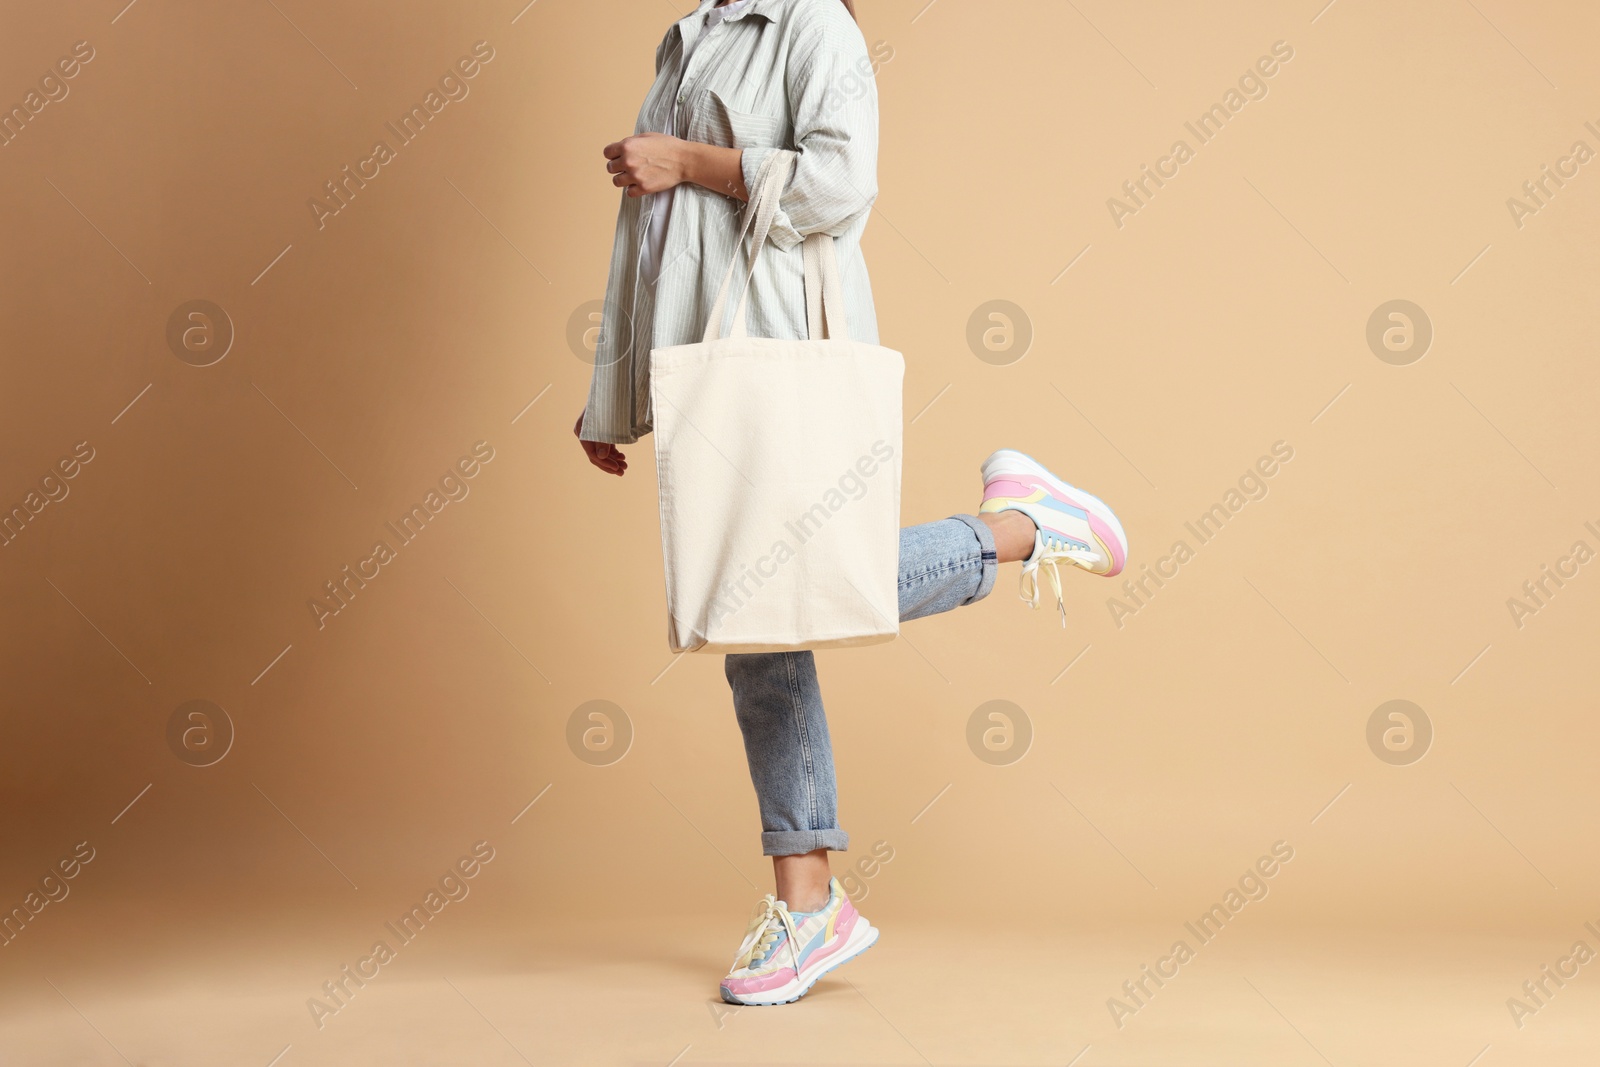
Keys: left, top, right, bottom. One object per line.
{"left": 650, "top": 151, "right": 903, "bottom": 653}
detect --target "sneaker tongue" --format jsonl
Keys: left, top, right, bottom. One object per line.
{"left": 749, "top": 924, "right": 787, "bottom": 966}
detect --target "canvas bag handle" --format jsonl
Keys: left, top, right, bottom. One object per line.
{"left": 802, "top": 231, "right": 848, "bottom": 341}
{"left": 701, "top": 149, "right": 851, "bottom": 344}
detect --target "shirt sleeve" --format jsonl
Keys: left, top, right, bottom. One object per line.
{"left": 739, "top": 10, "right": 879, "bottom": 251}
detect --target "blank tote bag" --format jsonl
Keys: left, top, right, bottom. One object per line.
{"left": 650, "top": 150, "right": 904, "bottom": 654}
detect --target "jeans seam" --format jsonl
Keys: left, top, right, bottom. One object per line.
{"left": 901, "top": 558, "right": 980, "bottom": 586}
{"left": 782, "top": 652, "right": 819, "bottom": 834}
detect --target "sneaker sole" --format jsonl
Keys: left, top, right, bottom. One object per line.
{"left": 719, "top": 918, "right": 880, "bottom": 1006}
{"left": 983, "top": 449, "right": 1128, "bottom": 576}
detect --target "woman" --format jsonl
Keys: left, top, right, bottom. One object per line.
{"left": 575, "top": 0, "right": 1129, "bottom": 1006}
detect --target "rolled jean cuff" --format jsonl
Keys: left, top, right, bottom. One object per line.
{"left": 761, "top": 828, "right": 850, "bottom": 856}
{"left": 948, "top": 513, "right": 1000, "bottom": 604}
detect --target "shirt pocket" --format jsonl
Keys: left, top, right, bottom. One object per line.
{"left": 685, "top": 89, "right": 783, "bottom": 150}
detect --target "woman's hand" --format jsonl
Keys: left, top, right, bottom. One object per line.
{"left": 575, "top": 410, "right": 627, "bottom": 476}
{"left": 604, "top": 134, "right": 748, "bottom": 200}
{"left": 604, "top": 133, "right": 689, "bottom": 197}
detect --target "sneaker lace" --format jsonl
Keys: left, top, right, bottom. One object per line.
{"left": 1019, "top": 531, "right": 1099, "bottom": 627}
{"left": 730, "top": 895, "right": 802, "bottom": 973}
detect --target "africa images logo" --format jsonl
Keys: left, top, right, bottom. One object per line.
{"left": 307, "top": 442, "right": 495, "bottom": 630}
{"left": 1105, "top": 40, "right": 1295, "bottom": 229}
{"left": 307, "top": 41, "right": 496, "bottom": 230}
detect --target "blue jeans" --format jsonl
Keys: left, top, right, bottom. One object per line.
{"left": 724, "top": 515, "right": 999, "bottom": 856}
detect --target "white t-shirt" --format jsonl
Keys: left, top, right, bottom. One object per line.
{"left": 640, "top": 0, "right": 754, "bottom": 286}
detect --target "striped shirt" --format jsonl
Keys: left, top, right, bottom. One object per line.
{"left": 579, "top": 0, "right": 881, "bottom": 444}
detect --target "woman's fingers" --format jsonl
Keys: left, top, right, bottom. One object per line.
{"left": 602, "top": 444, "right": 629, "bottom": 475}
{"left": 577, "top": 411, "right": 625, "bottom": 475}
{"left": 604, "top": 142, "right": 631, "bottom": 187}
{"left": 579, "top": 435, "right": 627, "bottom": 476}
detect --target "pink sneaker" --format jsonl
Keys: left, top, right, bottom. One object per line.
{"left": 719, "top": 878, "right": 878, "bottom": 1006}
{"left": 979, "top": 449, "right": 1129, "bottom": 623}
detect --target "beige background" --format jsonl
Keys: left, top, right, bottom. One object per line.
{"left": 3, "top": 0, "right": 1599, "bottom": 1064}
